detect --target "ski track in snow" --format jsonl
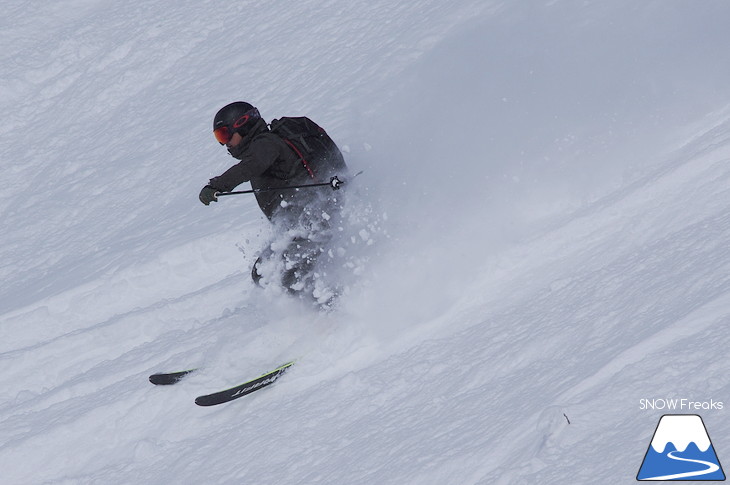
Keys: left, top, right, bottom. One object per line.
{"left": 2, "top": 1, "right": 730, "bottom": 484}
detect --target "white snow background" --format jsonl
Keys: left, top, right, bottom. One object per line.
{"left": 1, "top": 1, "right": 730, "bottom": 483}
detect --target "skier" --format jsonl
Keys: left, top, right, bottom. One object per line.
{"left": 199, "top": 101, "right": 348, "bottom": 305}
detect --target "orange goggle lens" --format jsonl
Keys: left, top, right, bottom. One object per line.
{"left": 214, "top": 126, "right": 232, "bottom": 145}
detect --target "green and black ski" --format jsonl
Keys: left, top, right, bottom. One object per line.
{"left": 149, "top": 361, "right": 294, "bottom": 406}
{"left": 194, "top": 361, "right": 295, "bottom": 406}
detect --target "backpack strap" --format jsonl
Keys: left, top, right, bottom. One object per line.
{"left": 282, "top": 138, "right": 316, "bottom": 179}
{"left": 269, "top": 119, "right": 316, "bottom": 179}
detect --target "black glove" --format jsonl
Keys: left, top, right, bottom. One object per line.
{"left": 199, "top": 185, "right": 220, "bottom": 205}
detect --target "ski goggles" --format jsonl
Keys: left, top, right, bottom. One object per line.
{"left": 213, "top": 108, "right": 261, "bottom": 145}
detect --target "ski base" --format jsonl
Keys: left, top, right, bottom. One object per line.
{"left": 195, "top": 361, "right": 295, "bottom": 407}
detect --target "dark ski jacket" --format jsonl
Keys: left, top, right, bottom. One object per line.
{"left": 208, "top": 119, "right": 343, "bottom": 221}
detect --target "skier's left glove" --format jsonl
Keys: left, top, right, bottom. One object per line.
{"left": 199, "top": 185, "right": 220, "bottom": 205}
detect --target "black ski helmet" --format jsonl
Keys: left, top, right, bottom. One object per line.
{"left": 213, "top": 101, "right": 261, "bottom": 144}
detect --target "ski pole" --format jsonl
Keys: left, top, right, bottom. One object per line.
{"left": 216, "top": 176, "right": 343, "bottom": 197}
{"left": 216, "top": 173, "right": 360, "bottom": 197}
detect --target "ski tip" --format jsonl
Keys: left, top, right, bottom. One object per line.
{"left": 149, "top": 369, "right": 195, "bottom": 385}
{"left": 277, "top": 361, "right": 296, "bottom": 371}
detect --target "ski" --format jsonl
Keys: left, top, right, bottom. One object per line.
{"left": 149, "top": 369, "right": 196, "bottom": 385}
{"left": 194, "top": 361, "right": 295, "bottom": 407}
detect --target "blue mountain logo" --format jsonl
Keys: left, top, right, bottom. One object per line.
{"left": 637, "top": 414, "right": 725, "bottom": 481}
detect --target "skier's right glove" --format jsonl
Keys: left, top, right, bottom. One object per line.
{"left": 199, "top": 185, "right": 220, "bottom": 205}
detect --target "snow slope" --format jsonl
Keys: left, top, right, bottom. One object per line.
{"left": 1, "top": 1, "right": 729, "bottom": 483}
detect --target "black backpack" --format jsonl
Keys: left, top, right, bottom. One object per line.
{"left": 269, "top": 117, "right": 347, "bottom": 181}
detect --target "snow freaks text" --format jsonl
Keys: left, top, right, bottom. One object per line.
{"left": 639, "top": 399, "right": 724, "bottom": 411}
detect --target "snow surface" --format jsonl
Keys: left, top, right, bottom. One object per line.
{"left": 2, "top": 1, "right": 730, "bottom": 483}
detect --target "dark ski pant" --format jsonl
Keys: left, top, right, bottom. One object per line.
{"left": 252, "top": 206, "right": 336, "bottom": 295}
{"left": 251, "top": 232, "right": 330, "bottom": 296}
